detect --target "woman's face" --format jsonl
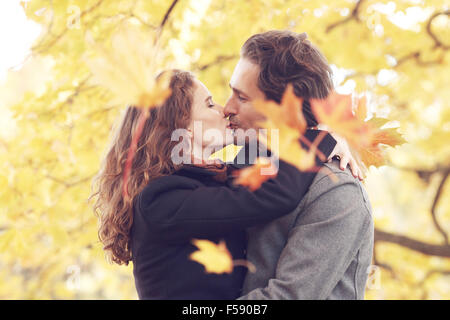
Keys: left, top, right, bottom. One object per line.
{"left": 188, "top": 79, "right": 234, "bottom": 150}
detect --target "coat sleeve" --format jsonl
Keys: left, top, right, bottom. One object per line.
{"left": 137, "top": 132, "right": 337, "bottom": 244}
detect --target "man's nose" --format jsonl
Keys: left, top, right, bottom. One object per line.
{"left": 223, "top": 98, "right": 238, "bottom": 117}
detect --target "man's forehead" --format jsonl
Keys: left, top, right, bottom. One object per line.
{"left": 229, "top": 58, "right": 260, "bottom": 95}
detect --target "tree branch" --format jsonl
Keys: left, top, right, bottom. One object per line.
{"left": 37, "top": 76, "right": 94, "bottom": 117}
{"left": 430, "top": 169, "right": 450, "bottom": 244}
{"left": 373, "top": 242, "right": 397, "bottom": 278}
{"left": 155, "top": 0, "right": 180, "bottom": 42}
{"left": 195, "top": 54, "right": 238, "bottom": 71}
{"left": 326, "top": 0, "right": 366, "bottom": 33}
{"left": 337, "top": 10, "right": 449, "bottom": 84}
{"left": 45, "top": 174, "right": 94, "bottom": 188}
{"left": 374, "top": 228, "right": 450, "bottom": 258}
{"left": 426, "top": 10, "right": 450, "bottom": 49}
{"left": 391, "top": 164, "right": 450, "bottom": 183}
{"left": 417, "top": 269, "right": 450, "bottom": 286}
{"left": 33, "top": 0, "right": 105, "bottom": 54}
{"left": 159, "top": 0, "right": 180, "bottom": 29}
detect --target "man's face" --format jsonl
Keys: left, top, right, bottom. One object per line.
{"left": 224, "top": 58, "right": 266, "bottom": 131}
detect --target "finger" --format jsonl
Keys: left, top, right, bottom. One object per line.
{"left": 340, "top": 157, "right": 349, "bottom": 170}
{"left": 357, "top": 167, "right": 362, "bottom": 180}
{"left": 357, "top": 166, "right": 365, "bottom": 181}
{"left": 359, "top": 169, "right": 365, "bottom": 181}
{"left": 350, "top": 159, "right": 358, "bottom": 178}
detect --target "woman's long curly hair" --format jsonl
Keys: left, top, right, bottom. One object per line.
{"left": 89, "top": 70, "right": 195, "bottom": 265}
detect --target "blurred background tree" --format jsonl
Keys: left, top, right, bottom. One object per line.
{"left": 0, "top": 0, "right": 448, "bottom": 299}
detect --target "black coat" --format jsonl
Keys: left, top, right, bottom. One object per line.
{"left": 131, "top": 130, "right": 336, "bottom": 299}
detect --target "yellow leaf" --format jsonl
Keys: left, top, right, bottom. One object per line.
{"left": 85, "top": 24, "right": 172, "bottom": 109}
{"left": 189, "top": 239, "right": 233, "bottom": 274}
{"left": 356, "top": 121, "right": 406, "bottom": 168}
{"left": 254, "top": 107, "right": 318, "bottom": 172}
{"left": 208, "top": 144, "right": 243, "bottom": 163}
{"left": 253, "top": 83, "right": 306, "bottom": 133}
{"left": 252, "top": 85, "right": 319, "bottom": 172}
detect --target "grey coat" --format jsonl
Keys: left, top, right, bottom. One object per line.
{"left": 239, "top": 160, "right": 374, "bottom": 300}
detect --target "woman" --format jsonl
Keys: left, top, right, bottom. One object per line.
{"left": 90, "top": 70, "right": 356, "bottom": 299}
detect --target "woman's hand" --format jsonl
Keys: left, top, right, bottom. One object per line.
{"left": 328, "top": 133, "right": 364, "bottom": 181}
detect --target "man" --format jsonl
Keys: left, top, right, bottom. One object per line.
{"left": 223, "top": 30, "right": 374, "bottom": 299}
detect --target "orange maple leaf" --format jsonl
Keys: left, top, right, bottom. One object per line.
{"left": 369, "top": 124, "right": 406, "bottom": 148}
{"left": 233, "top": 157, "right": 278, "bottom": 191}
{"left": 280, "top": 84, "right": 307, "bottom": 132}
{"left": 356, "top": 118, "right": 406, "bottom": 168}
{"left": 253, "top": 83, "right": 307, "bottom": 133}
{"left": 311, "top": 92, "right": 407, "bottom": 168}
{"left": 252, "top": 84, "right": 325, "bottom": 172}
{"left": 311, "top": 92, "right": 373, "bottom": 149}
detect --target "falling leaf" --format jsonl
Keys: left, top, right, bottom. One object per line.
{"left": 311, "top": 92, "right": 373, "bottom": 149}
{"left": 253, "top": 83, "right": 307, "bottom": 133}
{"left": 189, "top": 239, "right": 233, "bottom": 274}
{"left": 311, "top": 92, "right": 407, "bottom": 168}
{"left": 84, "top": 24, "right": 175, "bottom": 200}
{"left": 356, "top": 120, "right": 406, "bottom": 168}
{"left": 233, "top": 157, "right": 278, "bottom": 191}
{"left": 208, "top": 144, "right": 243, "bottom": 163}
{"left": 252, "top": 85, "right": 325, "bottom": 172}
{"left": 85, "top": 24, "right": 172, "bottom": 109}
{"left": 368, "top": 121, "right": 406, "bottom": 148}
{"left": 279, "top": 84, "right": 307, "bottom": 132}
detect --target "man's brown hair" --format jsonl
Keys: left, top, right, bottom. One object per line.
{"left": 241, "top": 30, "right": 334, "bottom": 127}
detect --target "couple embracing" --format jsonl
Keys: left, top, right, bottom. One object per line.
{"left": 92, "top": 30, "right": 374, "bottom": 300}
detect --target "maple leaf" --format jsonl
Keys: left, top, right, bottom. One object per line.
{"left": 260, "top": 123, "right": 322, "bottom": 172}
{"left": 84, "top": 24, "right": 175, "bottom": 200}
{"left": 280, "top": 84, "right": 307, "bottom": 132}
{"left": 233, "top": 157, "right": 278, "bottom": 191}
{"left": 208, "top": 144, "right": 243, "bottom": 163}
{"left": 189, "top": 239, "right": 234, "bottom": 274}
{"left": 368, "top": 121, "right": 406, "bottom": 148}
{"left": 189, "top": 239, "right": 256, "bottom": 274}
{"left": 311, "top": 92, "right": 407, "bottom": 168}
{"left": 310, "top": 92, "right": 373, "bottom": 149}
{"left": 85, "top": 23, "right": 172, "bottom": 109}
{"left": 253, "top": 83, "right": 307, "bottom": 133}
{"left": 356, "top": 119, "right": 406, "bottom": 168}
{"left": 252, "top": 84, "right": 323, "bottom": 172}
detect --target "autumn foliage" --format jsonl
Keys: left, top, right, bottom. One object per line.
{"left": 0, "top": 0, "right": 449, "bottom": 300}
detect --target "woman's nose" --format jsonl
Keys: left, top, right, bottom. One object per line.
{"left": 216, "top": 104, "right": 226, "bottom": 117}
